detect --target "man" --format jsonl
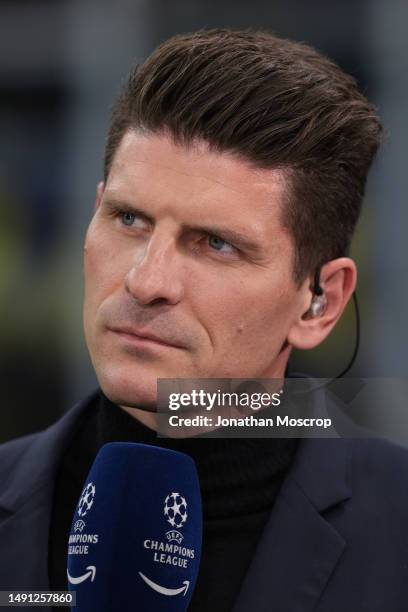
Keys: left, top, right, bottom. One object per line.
{"left": 1, "top": 29, "right": 408, "bottom": 611}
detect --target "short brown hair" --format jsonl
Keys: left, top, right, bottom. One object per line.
{"left": 104, "top": 29, "right": 383, "bottom": 284}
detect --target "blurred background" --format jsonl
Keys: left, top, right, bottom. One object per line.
{"left": 1, "top": 0, "right": 407, "bottom": 443}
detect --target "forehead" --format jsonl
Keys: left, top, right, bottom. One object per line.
{"left": 106, "top": 130, "right": 290, "bottom": 243}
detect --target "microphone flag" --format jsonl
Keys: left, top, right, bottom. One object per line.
{"left": 67, "top": 442, "right": 202, "bottom": 610}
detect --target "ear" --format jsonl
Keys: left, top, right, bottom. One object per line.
{"left": 94, "top": 181, "right": 105, "bottom": 212}
{"left": 287, "top": 258, "right": 357, "bottom": 350}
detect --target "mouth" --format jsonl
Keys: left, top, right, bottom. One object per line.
{"left": 108, "top": 326, "right": 183, "bottom": 350}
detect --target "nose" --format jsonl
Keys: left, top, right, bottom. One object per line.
{"left": 125, "top": 233, "right": 184, "bottom": 306}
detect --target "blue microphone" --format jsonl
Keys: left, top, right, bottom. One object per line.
{"left": 67, "top": 442, "right": 202, "bottom": 610}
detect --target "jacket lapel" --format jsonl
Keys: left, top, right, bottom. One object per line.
{"left": 0, "top": 485, "right": 53, "bottom": 589}
{"left": 233, "top": 437, "right": 351, "bottom": 612}
{"left": 0, "top": 393, "right": 96, "bottom": 589}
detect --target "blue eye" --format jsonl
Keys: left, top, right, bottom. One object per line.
{"left": 121, "top": 212, "right": 136, "bottom": 226}
{"left": 208, "top": 235, "right": 234, "bottom": 253}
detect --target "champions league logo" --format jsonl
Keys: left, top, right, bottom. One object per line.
{"left": 164, "top": 492, "right": 188, "bottom": 544}
{"left": 164, "top": 492, "right": 188, "bottom": 528}
{"left": 78, "top": 482, "right": 96, "bottom": 517}
{"left": 68, "top": 484, "right": 99, "bottom": 558}
{"left": 142, "top": 492, "right": 194, "bottom": 570}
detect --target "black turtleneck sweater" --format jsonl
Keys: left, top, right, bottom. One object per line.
{"left": 48, "top": 391, "right": 299, "bottom": 610}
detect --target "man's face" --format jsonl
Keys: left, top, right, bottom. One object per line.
{"left": 83, "top": 131, "right": 308, "bottom": 408}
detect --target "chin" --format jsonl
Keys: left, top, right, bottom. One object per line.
{"left": 96, "top": 364, "right": 159, "bottom": 411}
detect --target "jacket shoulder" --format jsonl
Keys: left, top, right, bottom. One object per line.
{"left": 350, "top": 435, "right": 408, "bottom": 467}
{"left": 349, "top": 436, "right": 408, "bottom": 498}
{"left": 0, "top": 433, "right": 40, "bottom": 483}
{"left": 0, "top": 391, "right": 98, "bottom": 492}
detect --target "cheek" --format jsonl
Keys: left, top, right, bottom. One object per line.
{"left": 84, "top": 226, "right": 126, "bottom": 306}
{"left": 198, "top": 275, "right": 293, "bottom": 345}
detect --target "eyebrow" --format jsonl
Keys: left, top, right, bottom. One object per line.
{"left": 102, "top": 197, "right": 263, "bottom": 253}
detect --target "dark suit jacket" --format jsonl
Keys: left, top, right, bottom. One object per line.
{"left": 1, "top": 391, "right": 408, "bottom": 611}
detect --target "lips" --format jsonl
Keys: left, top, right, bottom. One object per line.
{"left": 109, "top": 325, "right": 182, "bottom": 349}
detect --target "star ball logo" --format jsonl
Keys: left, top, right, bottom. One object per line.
{"left": 163, "top": 492, "right": 188, "bottom": 529}
{"left": 78, "top": 482, "right": 96, "bottom": 517}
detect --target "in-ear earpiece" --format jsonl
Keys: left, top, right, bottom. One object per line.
{"left": 304, "top": 267, "right": 327, "bottom": 318}
{"left": 307, "top": 293, "right": 327, "bottom": 318}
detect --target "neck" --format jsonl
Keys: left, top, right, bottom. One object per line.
{"left": 120, "top": 354, "right": 290, "bottom": 436}
{"left": 120, "top": 405, "right": 161, "bottom": 432}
